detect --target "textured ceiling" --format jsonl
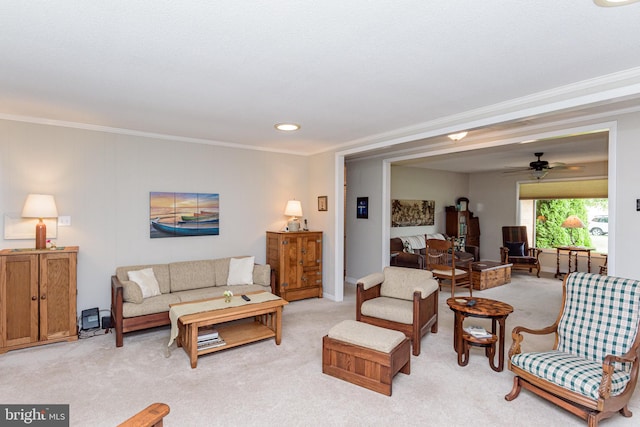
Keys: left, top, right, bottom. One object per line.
{"left": 1, "top": 1, "right": 640, "bottom": 156}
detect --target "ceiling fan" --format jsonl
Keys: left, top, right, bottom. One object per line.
{"left": 504, "top": 152, "right": 583, "bottom": 180}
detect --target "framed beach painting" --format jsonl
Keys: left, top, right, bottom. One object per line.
{"left": 149, "top": 192, "right": 219, "bottom": 238}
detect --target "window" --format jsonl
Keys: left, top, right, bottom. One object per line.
{"left": 518, "top": 179, "right": 608, "bottom": 253}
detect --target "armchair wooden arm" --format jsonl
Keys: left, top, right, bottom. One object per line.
{"left": 599, "top": 341, "right": 640, "bottom": 401}
{"left": 356, "top": 282, "right": 381, "bottom": 320}
{"left": 118, "top": 403, "right": 170, "bottom": 427}
{"left": 508, "top": 324, "right": 559, "bottom": 359}
{"left": 500, "top": 247, "right": 508, "bottom": 263}
{"left": 527, "top": 247, "right": 543, "bottom": 259}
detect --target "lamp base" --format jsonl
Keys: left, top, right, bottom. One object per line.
{"left": 288, "top": 219, "right": 300, "bottom": 232}
{"left": 35, "top": 220, "right": 47, "bottom": 250}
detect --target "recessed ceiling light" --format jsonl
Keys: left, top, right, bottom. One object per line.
{"left": 594, "top": 0, "right": 640, "bottom": 6}
{"left": 274, "top": 123, "right": 300, "bottom": 131}
{"left": 448, "top": 131, "right": 468, "bottom": 141}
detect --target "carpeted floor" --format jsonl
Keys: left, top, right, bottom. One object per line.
{"left": 1, "top": 272, "right": 638, "bottom": 426}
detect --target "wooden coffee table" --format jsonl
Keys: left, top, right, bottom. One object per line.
{"left": 470, "top": 261, "right": 512, "bottom": 290}
{"left": 170, "top": 292, "right": 288, "bottom": 368}
{"left": 446, "top": 297, "right": 514, "bottom": 372}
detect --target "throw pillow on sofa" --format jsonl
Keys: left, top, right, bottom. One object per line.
{"left": 227, "top": 256, "right": 255, "bottom": 285}
{"left": 128, "top": 268, "right": 162, "bottom": 299}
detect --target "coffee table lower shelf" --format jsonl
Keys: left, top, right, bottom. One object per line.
{"left": 193, "top": 321, "right": 275, "bottom": 356}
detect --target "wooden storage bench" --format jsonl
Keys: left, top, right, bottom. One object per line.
{"left": 471, "top": 261, "right": 512, "bottom": 290}
{"left": 322, "top": 320, "right": 410, "bottom": 396}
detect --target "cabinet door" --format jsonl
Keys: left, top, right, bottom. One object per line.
{"left": 300, "top": 234, "right": 322, "bottom": 291}
{"left": 281, "top": 236, "right": 303, "bottom": 291}
{"left": 40, "top": 252, "right": 77, "bottom": 340}
{"left": 1, "top": 254, "right": 39, "bottom": 347}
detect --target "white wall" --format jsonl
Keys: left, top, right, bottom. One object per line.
{"left": 612, "top": 112, "right": 640, "bottom": 278}
{"left": 344, "top": 158, "right": 384, "bottom": 283}
{"left": 390, "top": 165, "right": 469, "bottom": 238}
{"left": 307, "top": 151, "right": 338, "bottom": 300}
{"left": 0, "top": 119, "right": 309, "bottom": 314}
{"left": 345, "top": 161, "right": 469, "bottom": 282}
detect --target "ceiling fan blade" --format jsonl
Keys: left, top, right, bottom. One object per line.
{"left": 502, "top": 168, "right": 531, "bottom": 175}
{"left": 549, "top": 163, "right": 584, "bottom": 171}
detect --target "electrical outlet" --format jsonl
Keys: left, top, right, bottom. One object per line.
{"left": 58, "top": 216, "right": 71, "bottom": 226}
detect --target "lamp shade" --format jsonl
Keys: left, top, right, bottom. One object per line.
{"left": 561, "top": 215, "right": 585, "bottom": 229}
{"left": 284, "top": 200, "right": 303, "bottom": 217}
{"left": 21, "top": 194, "right": 58, "bottom": 218}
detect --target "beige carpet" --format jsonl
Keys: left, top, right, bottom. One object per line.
{"left": 2, "top": 272, "right": 638, "bottom": 427}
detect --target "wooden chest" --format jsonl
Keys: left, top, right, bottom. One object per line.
{"left": 471, "top": 261, "right": 512, "bottom": 290}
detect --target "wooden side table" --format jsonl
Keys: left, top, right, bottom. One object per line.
{"left": 446, "top": 297, "right": 514, "bottom": 372}
{"left": 555, "top": 246, "right": 594, "bottom": 278}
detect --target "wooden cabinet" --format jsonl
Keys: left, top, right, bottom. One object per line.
{"left": 1, "top": 247, "right": 78, "bottom": 353}
{"left": 266, "top": 231, "right": 322, "bottom": 302}
{"left": 446, "top": 207, "right": 480, "bottom": 255}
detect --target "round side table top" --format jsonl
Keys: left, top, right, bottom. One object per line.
{"left": 446, "top": 296, "right": 514, "bottom": 317}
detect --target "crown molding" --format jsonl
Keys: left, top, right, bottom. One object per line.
{"left": 333, "top": 66, "right": 640, "bottom": 157}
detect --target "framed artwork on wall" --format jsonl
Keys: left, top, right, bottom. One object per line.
{"left": 357, "top": 197, "right": 369, "bottom": 219}
{"left": 318, "top": 196, "right": 328, "bottom": 211}
{"left": 149, "top": 192, "right": 219, "bottom": 238}
{"left": 391, "top": 199, "right": 435, "bottom": 227}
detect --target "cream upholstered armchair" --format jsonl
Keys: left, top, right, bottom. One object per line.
{"left": 356, "top": 266, "right": 439, "bottom": 356}
{"left": 505, "top": 272, "right": 640, "bottom": 426}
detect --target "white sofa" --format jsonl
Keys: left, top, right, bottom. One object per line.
{"left": 111, "top": 256, "right": 273, "bottom": 347}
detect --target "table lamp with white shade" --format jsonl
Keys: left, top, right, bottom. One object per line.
{"left": 284, "top": 200, "right": 303, "bottom": 232}
{"left": 21, "top": 194, "right": 58, "bottom": 249}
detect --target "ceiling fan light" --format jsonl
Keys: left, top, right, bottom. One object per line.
{"left": 594, "top": 0, "right": 640, "bottom": 6}
{"left": 531, "top": 169, "right": 548, "bottom": 180}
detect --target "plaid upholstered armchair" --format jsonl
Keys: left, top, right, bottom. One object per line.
{"left": 505, "top": 272, "right": 640, "bottom": 426}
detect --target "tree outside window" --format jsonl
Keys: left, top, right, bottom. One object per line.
{"left": 535, "top": 199, "right": 592, "bottom": 248}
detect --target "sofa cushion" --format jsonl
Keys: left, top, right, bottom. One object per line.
{"left": 121, "top": 280, "right": 144, "bottom": 304}
{"left": 169, "top": 260, "right": 215, "bottom": 292}
{"left": 213, "top": 258, "right": 231, "bottom": 286}
{"left": 380, "top": 266, "right": 437, "bottom": 300}
{"left": 122, "top": 293, "right": 181, "bottom": 318}
{"left": 227, "top": 256, "right": 255, "bottom": 285}
{"left": 127, "top": 268, "right": 161, "bottom": 299}
{"left": 116, "top": 264, "right": 171, "bottom": 294}
{"left": 252, "top": 264, "right": 271, "bottom": 286}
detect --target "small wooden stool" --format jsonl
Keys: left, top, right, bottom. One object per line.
{"left": 322, "top": 320, "right": 410, "bottom": 396}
